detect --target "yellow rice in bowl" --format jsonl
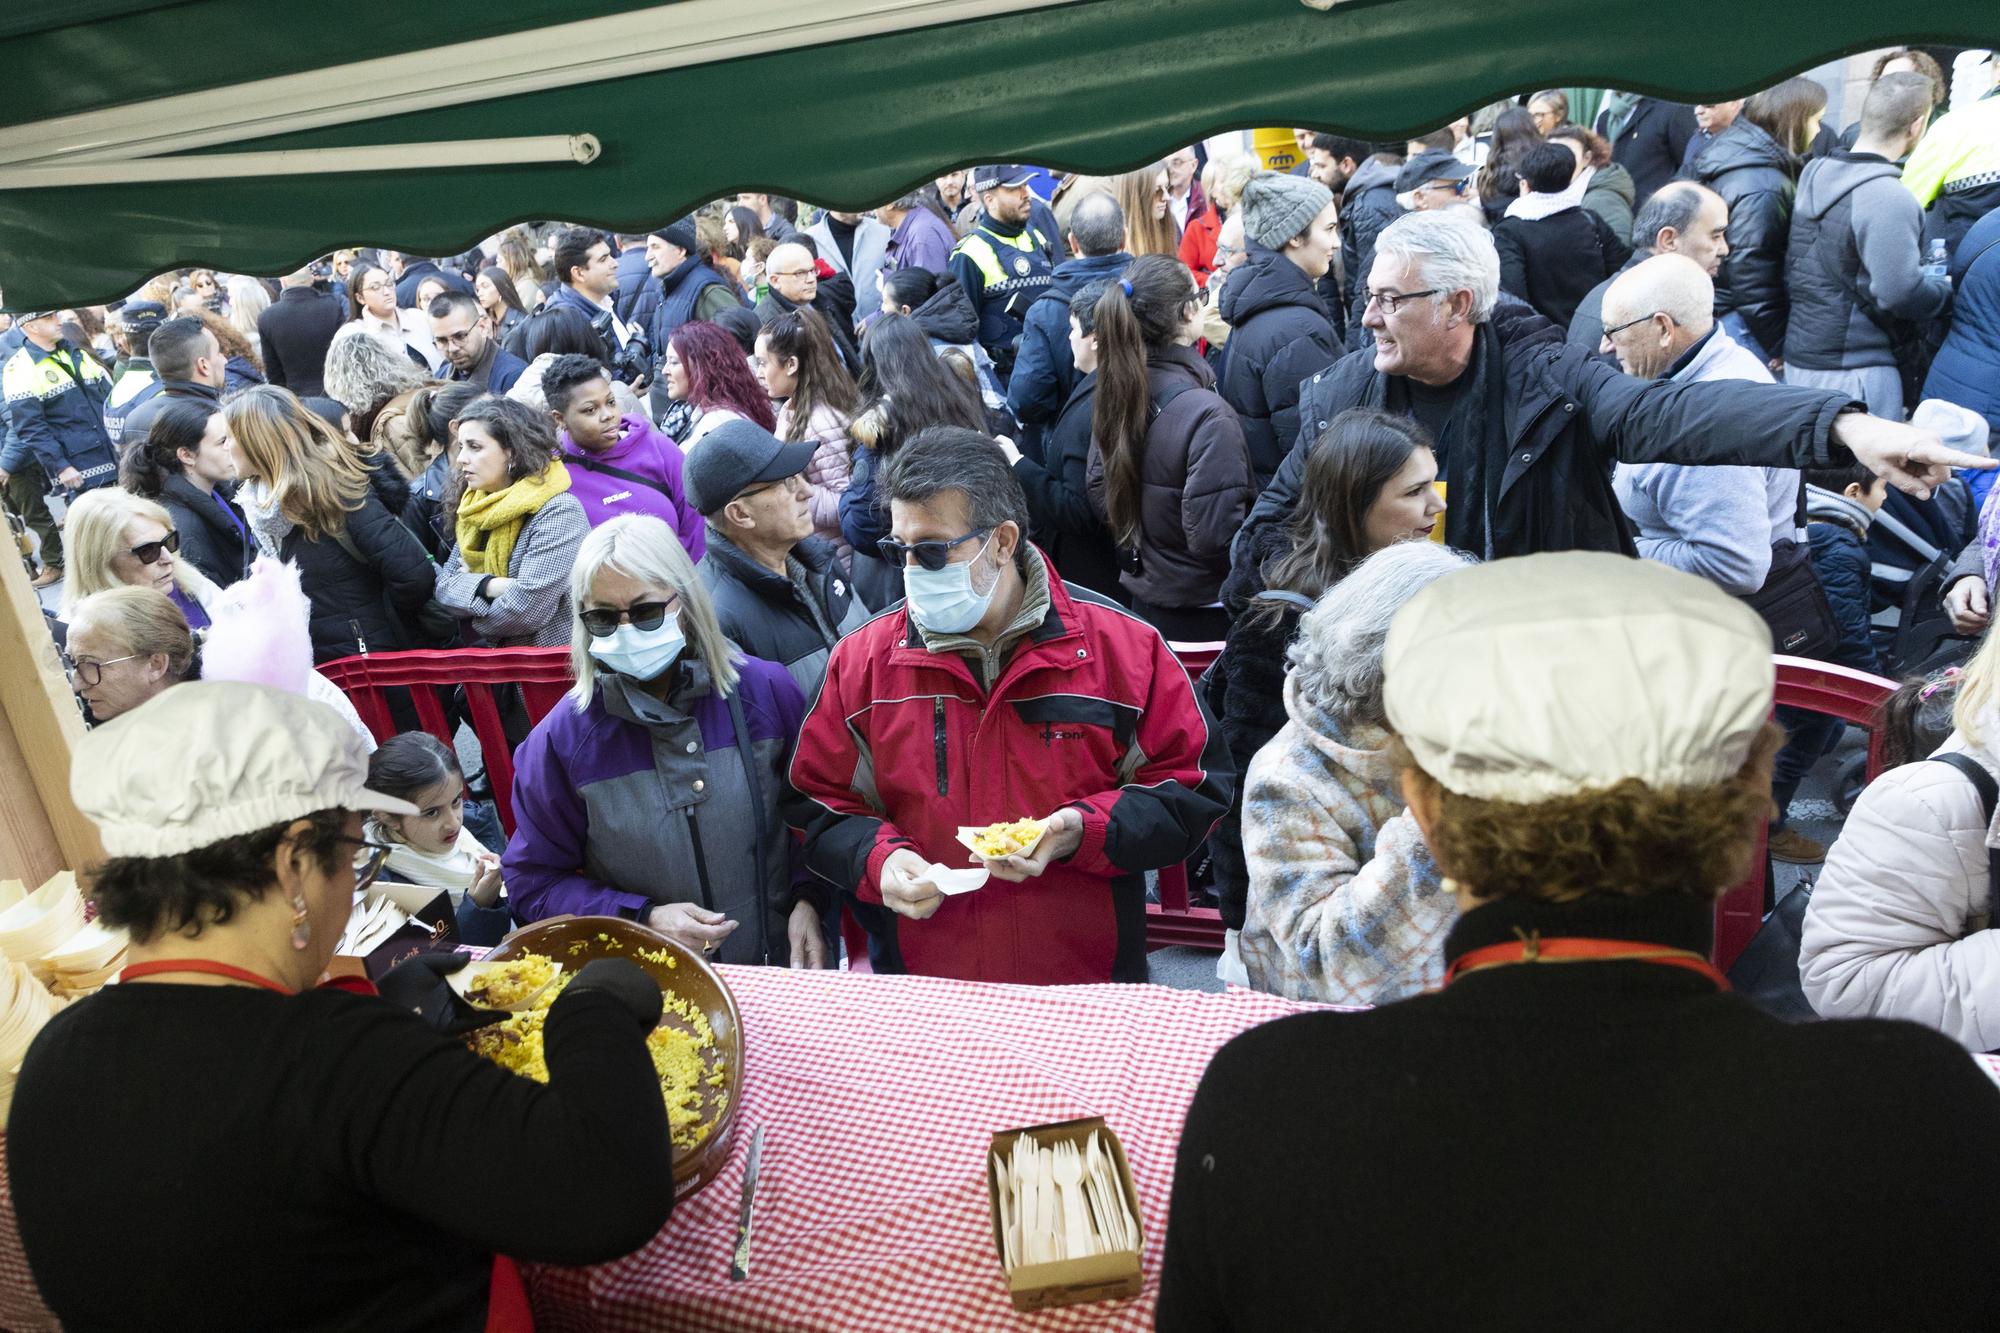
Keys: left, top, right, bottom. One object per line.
{"left": 467, "top": 953, "right": 726, "bottom": 1151}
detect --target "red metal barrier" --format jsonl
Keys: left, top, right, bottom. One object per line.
{"left": 1711, "top": 656, "right": 1900, "bottom": 973}
{"left": 317, "top": 647, "right": 574, "bottom": 836}
{"left": 1148, "top": 641, "right": 1229, "bottom": 952}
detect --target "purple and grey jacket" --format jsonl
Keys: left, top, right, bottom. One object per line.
{"left": 503, "top": 654, "right": 817, "bottom": 965}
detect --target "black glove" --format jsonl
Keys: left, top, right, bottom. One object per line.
{"left": 566, "top": 958, "right": 664, "bottom": 1030}
{"left": 377, "top": 951, "right": 507, "bottom": 1037}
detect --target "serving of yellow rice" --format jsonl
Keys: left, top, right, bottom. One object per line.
{"left": 467, "top": 952, "right": 727, "bottom": 1150}
{"left": 970, "top": 819, "right": 1045, "bottom": 858}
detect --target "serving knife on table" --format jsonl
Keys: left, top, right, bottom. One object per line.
{"left": 729, "top": 1124, "right": 765, "bottom": 1281}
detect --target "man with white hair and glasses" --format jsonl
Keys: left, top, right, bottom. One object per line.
{"left": 1236, "top": 208, "right": 1992, "bottom": 571}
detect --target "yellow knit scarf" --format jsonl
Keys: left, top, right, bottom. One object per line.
{"left": 454, "top": 459, "right": 571, "bottom": 576}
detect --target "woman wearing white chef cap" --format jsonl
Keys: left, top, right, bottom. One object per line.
{"left": 1159, "top": 551, "right": 2000, "bottom": 1330}
{"left": 9, "top": 681, "right": 674, "bottom": 1333}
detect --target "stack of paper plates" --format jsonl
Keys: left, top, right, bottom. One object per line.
{"left": 0, "top": 875, "right": 86, "bottom": 963}
{"left": 43, "top": 919, "right": 129, "bottom": 998}
{"left": 0, "top": 954, "right": 67, "bottom": 1117}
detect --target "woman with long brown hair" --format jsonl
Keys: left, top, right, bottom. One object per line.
{"left": 1116, "top": 161, "right": 1180, "bottom": 258}
{"left": 224, "top": 385, "right": 435, "bottom": 660}
{"left": 758, "top": 307, "right": 862, "bottom": 547}
{"left": 1084, "top": 254, "right": 1253, "bottom": 641}
{"left": 1476, "top": 105, "right": 1544, "bottom": 225}
{"left": 1204, "top": 409, "right": 1447, "bottom": 960}
{"left": 1686, "top": 74, "right": 1827, "bottom": 361}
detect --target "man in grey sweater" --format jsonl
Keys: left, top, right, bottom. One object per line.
{"left": 1782, "top": 72, "right": 1954, "bottom": 418}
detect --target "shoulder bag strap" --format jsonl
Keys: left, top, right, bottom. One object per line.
{"left": 563, "top": 450, "right": 677, "bottom": 499}
{"left": 1926, "top": 752, "right": 2000, "bottom": 928}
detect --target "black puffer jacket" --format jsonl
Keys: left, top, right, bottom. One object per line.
{"left": 697, "top": 531, "right": 865, "bottom": 698}
{"left": 1014, "top": 372, "right": 1124, "bottom": 603}
{"left": 1236, "top": 302, "right": 1856, "bottom": 572}
{"left": 280, "top": 493, "right": 438, "bottom": 661}
{"left": 1203, "top": 522, "right": 1309, "bottom": 931}
{"left": 1493, "top": 207, "right": 1632, "bottom": 330}
{"left": 155, "top": 473, "right": 251, "bottom": 590}
{"left": 1216, "top": 246, "right": 1342, "bottom": 484}
{"left": 908, "top": 275, "right": 979, "bottom": 345}
{"left": 1086, "top": 344, "right": 1254, "bottom": 611}
{"left": 1687, "top": 119, "right": 1800, "bottom": 359}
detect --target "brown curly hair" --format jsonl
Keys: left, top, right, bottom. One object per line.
{"left": 1395, "top": 721, "right": 1784, "bottom": 904}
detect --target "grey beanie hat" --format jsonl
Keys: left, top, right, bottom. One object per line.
{"left": 1239, "top": 171, "right": 1334, "bottom": 250}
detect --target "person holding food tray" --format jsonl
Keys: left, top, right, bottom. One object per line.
{"left": 789, "top": 425, "right": 1231, "bottom": 983}
{"left": 10, "top": 681, "right": 676, "bottom": 1333}
{"left": 504, "top": 510, "right": 830, "bottom": 968}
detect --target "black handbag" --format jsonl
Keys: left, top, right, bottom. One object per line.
{"left": 1741, "top": 537, "right": 1840, "bottom": 660}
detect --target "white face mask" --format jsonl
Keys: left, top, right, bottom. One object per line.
{"left": 904, "top": 533, "right": 998, "bottom": 635}
{"left": 588, "top": 618, "right": 686, "bottom": 681}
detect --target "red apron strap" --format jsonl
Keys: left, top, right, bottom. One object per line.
{"left": 485, "top": 1256, "right": 534, "bottom": 1333}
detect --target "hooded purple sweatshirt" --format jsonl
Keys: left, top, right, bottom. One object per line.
{"left": 559, "top": 414, "right": 705, "bottom": 561}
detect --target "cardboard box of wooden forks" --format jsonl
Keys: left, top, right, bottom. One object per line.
{"left": 985, "top": 1115, "right": 1144, "bottom": 1312}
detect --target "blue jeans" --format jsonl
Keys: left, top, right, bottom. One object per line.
{"left": 1772, "top": 707, "right": 1844, "bottom": 828}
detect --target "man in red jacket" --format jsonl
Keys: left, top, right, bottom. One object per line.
{"left": 788, "top": 426, "right": 1231, "bottom": 984}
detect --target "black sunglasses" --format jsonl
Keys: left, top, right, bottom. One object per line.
{"left": 877, "top": 528, "right": 991, "bottom": 573}
{"left": 579, "top": 599, "right": 679, "bottom": 638}
{"left": 130, "top": 530, "right": 180, "bottom": 564}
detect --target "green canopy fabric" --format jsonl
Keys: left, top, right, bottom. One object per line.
{"left": 2, "top": 0, "right": 1997, "bottom": 306}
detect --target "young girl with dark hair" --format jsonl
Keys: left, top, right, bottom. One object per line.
{"left": 759, "top": 307, "right": 862, "bottom": 547}
{"left": 1084, "top": 254, "right": 1254, "bottom": 641}
{"left": 1205, "top": 408, "right": 1446, "bottom": 955}
{"left": 364, "top": 731, "right": 512, "bottom": 945}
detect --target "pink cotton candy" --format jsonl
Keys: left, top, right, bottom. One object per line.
{"left": 198, "top": 557, "right": 315, "bottom": 698}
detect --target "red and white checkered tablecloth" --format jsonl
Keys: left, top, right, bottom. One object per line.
{"left": 521, "top": 968, "right": 1317, "bottom": 1333}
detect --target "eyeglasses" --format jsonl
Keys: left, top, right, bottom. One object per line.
{"left": 1418, "top": 179, "right": 1469, "bottom": 196}
{"left": 579, "top": 598, "right": 681, "bottom": 638}
{"left": 1601, "top": 311, "right": 1673, "bottom": 339}
{"left": 128, "top": 530, "right": 180, "bottom": 564}
{"left": 334, "top": 834, "right": 396, "bottom": 891}
{"left": 64, "top": 653, "right": 141, "bottom": 687}
{"left": 878, "top": 528, "right": 991, "bottom": 572}
{"left": 434, "top": 324, "right": 487, "bottom": 347}
{"left": 733, "top": 474, "right": 804, "bottom": 504}
{"left": 767, "top": 268, "right": 817, "bottom": 282}
{"left": 1366, "top": 288, "right": 1442, "bottom": 315}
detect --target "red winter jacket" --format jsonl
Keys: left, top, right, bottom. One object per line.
{"left": 788, "top": 554, "right": 1232, "bottom": 983}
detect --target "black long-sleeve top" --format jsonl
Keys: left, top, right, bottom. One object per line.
{"left": 7, "top": 980, "right": 673, "bottom": 1332}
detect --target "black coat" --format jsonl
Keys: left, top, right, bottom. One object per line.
{"left": 1687, "top": 119, "right": 1799, "bottom": 359}
{"left": 404, "top": 452, "right": 451, "bottom": 559}
{"left": 119, "top": 379, "right": 219, "bottom": 452}
{"left": 1216, "top": 245, "right": 1342, "bottom": 485}
{"left": 1240, "top": 302, "right": 1853, "bottom": 568}
{"left": 280, "top": 492, "right": 436, "bottom": 661}
{"left": 155, "top": 473, "right": 250, "bottom": 590}
{"left": 256, "top": 286, "right": 346, "bottom": 398}
{"left": 1493, "top": 207, "right": 1633, "bottom": 330}
{"left": 1158, "top": 893, "right": 2000, "bottom": 1331}
{"left": 1014, "top": 372, "right": 1123, "bottom": 603}
{"left": 696, "top": 532, "right": 861, "bottom": 696}
{"left": 1339, "top": 158, "right": 1404, "bottom": 346}
{"left": 1595, "top": 96, "right": 1701, "bottom": 210}
{"left": 1085, "top": 345, "right": 1255, "bottom": 611}
{"left": 1203, "top": 523, "right": 1305, "bottom": 930}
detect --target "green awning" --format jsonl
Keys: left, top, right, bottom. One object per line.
{"left": 2, "top": 0, "right": 1996, "bottom": 306}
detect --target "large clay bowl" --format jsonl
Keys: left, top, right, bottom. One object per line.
{"left": 485, "top": 915, "right": 743, "bottom": 1202}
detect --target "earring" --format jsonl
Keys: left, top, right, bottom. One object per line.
{"left": 290, "top": 894, "right": 312, "bottom": 951}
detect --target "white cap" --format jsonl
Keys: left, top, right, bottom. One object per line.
{"left": 1382, "top": 553, "right": 1774, "bottom": 802}
{"left": 72, "top": 681, "right": 417, "bottom": 857}
{"left": 1911, "top": 398, "right": 1990, "bottom": 459}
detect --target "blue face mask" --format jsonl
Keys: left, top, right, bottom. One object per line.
{"left": 904, "top": 533, "right": 998, "bottom": 636}
{"left": 588, "top": 618, "right": 686, "bottom": 681}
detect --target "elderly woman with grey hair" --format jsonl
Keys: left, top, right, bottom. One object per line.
{"left": 1239, "top": 539, "right": 1475, "bottom": 1003}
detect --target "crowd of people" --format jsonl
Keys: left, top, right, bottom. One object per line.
{"left": 9, "top": 52, "right": 2000, "bottom": 1328}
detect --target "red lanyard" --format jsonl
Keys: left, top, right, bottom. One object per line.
{"left": 1445, "top": 932, "right": 1731, "bottom": 991}
{"left": 118, "top": 959, "right": 293, "bottom": 994}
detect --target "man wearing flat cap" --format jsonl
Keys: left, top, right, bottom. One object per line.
{"left": 1160, "top": 552, "right": 2000, "bottom": 1331}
